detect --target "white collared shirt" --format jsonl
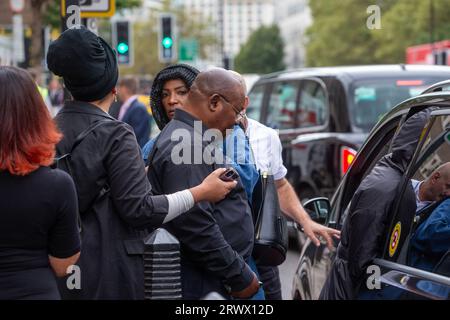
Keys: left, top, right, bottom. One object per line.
{"left": 246, "top": 118, "right": 287, "bottom": 180}
{"left": 411, "top": 179, "right": 433, "bottom": 212}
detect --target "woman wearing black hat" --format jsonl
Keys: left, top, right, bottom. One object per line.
{"left": 142, "top": 64, "right": 200, "bottom": 162}
{"left": 46, "top": 27, "right": 236, "bottom": 300}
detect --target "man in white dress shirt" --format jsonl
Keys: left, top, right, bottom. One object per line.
{"left": 235, "top": 73, "right": 340, "bottom": 299}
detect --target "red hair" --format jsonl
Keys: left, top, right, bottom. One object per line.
{"left": 0, "top": 66, "right": 62, "bottom": 175}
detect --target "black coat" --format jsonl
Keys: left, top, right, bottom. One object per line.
{"left": 320, "top": 108, "right": 433, "bottom": 300}
{"left": 55, "top": 101, "right": 169, "bottom": 299}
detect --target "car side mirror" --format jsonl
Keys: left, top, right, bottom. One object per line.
{"left": 303, "top": 197, "right": 331, "bottom": 225}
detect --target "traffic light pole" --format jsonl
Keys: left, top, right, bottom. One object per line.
{"left": 158, "top": 13, "right": 176, "bottom": 64}
{"left": 112, "top": 20, "right": 133, "bottom": 67}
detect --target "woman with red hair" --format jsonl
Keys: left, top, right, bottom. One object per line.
{"left": 0, "top": 66, "right": 81, "bottom": 299}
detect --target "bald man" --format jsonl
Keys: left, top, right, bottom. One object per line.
{"left": 409, "top": 162, "right": 450, "bottom": 274}
{"left": 147, "top": 68, "right": 260, "bottom": 299}
{"left": 407, "top": 162, "right": 450, "bottom": 273}
{"left": 409, "top": 197, "right": 450, "bottom": 272}
{"left": 412, "top": 162, "right": 450, "bottom": 211}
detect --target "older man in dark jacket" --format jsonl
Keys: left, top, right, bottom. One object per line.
{"left": 320, "top": 108, "right": 434, "bottom": 300}
{"left": 147, "top": 68, "right": 260, "bottom": 299}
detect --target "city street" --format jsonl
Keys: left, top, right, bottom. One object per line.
{"left": 279, "top": 244, "right": 301, "bottom": 300}
{"left": 1, "top": 0, "right": 450, "bottom": 303}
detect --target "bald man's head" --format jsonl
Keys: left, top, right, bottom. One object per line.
{"left": 438, "top": 162, "right": 450, "bottom": 179}
{"left": 423, "top": 162, "right": 450, "bottom": 202}
{"left": 184, "top": 67, "right": 246, "bottom": 135}
{"left": 190, "top": 68, "right": 245, "bottom": 101}
{"left": 228, "top": 70, "right": 247, "bottom": 93}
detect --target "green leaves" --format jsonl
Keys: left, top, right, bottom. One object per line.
{"left": 235, "top": 25, "right": 286, "bottom": 74}
{"left": 306, "top": 0, "right": 450, "bottom": 66}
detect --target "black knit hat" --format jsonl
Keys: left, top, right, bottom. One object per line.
{"left": 46, "top": 26, "right": 118, "bottom": 102}
{"left": 150, "top": 63, "right": 200, "bottom": 130}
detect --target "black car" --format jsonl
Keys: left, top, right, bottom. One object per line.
{"left": 246, "top": 64, "right": 450, "bottom": 244}
{"left": 291, "top": 81, "right": 450, "bottom": 300}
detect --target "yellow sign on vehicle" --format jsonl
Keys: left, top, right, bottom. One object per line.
{"left": 388, "top": 222, "right": 401, "bottom": 257}
{"left": 61, "top": 0, "right": 116, "bottom": 18}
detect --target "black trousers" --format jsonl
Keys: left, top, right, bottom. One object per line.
{"left": 256, "top": 265, "right": 282, "bottom": 300}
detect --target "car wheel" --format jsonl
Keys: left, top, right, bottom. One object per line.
{"left": 301, "top": 273, "right": 312, "bottom": 300}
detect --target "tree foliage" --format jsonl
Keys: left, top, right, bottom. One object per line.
{"left": 373, "top": 0, "right": 450, "bottom": 63}
{"left": 306, "top": 0, "right": 450, "bottom": 66}
{"left": 235, "top": 25, "right": 285, "bottom": 74}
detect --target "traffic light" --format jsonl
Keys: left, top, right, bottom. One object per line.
{"left": 158, "top": 14, "right": 176, "bottom": 63}
{"left": 113, "top": 21, "right": 133, "bottom": 66}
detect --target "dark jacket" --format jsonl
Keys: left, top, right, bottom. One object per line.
{"left": 147, "top": 109, "right": 255, "bottom": 299}
{"left": 320, "top": 109, "right": 433, "bottom": 300}
{"left": 108, "top": 101, "right": 122, "bottom": 119}
{"left": 122, "top": 98, "right": 151, "bottom": 148}
{"left": 55, "top": 101, "right": 168, "bottom": 299}
{"left": 410, "top": 198, "right": 450, "bottom": 272}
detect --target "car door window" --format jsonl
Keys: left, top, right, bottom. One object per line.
{"left": 298, "top": 80, "right": 328, "bottom": 128}
{"left": 265, "top": 81, "right": 299, "bottom": 130}
{"left": 247, "top": 84, "right": 266, "bottom": 122}
{"left": 389, "top": 114, "right": 450, "bottom": 275}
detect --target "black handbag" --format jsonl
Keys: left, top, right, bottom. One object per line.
{"left": 251, "top": 171, "right": 288, "bottom": 266}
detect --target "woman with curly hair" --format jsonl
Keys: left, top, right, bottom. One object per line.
{"left": 142, "top": 63, "right": 200, "bottom": 162}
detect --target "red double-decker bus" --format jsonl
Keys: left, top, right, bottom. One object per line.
{"left": 406, "top": 40, "right": 450, "bottom": 66}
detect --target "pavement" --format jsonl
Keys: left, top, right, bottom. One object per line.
{"left": 279, "top": 241, "right": 301, "bottom": 300}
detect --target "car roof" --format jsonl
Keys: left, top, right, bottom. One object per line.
{"left": 257, "top": 64, "right": 450, "bottom": 82}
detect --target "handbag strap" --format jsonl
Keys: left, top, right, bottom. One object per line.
{"left": 57, "top": 120, "right": 111, "bottom": 233}
{"left": 254, "top": 171, "right": 269, "bottom": 228}
{"left": 71, "top": 120, "right": 111, "bottom": 153}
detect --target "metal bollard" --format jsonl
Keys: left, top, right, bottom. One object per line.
{"left": 143, "top": 228, "right": 182, "bottom": 300}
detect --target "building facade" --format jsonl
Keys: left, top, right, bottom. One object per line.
{"left": 0, "top": 1, "right": 33, "bottom": 67}
{"left": 276, "top": 0, "right": 311, "bottom": 69}
{"left": 181, "top": 0, "right": 275, "bottom": 67}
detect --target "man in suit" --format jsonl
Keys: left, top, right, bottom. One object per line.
{"left": 117, "top": 77, "right": 151, "bottom": 147}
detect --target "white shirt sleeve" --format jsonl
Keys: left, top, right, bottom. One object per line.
{"left": 247, "top": 118, "right": 288, "bottom": 180}
{"left": 269, "top": 129, "right": 288, "bottom": 180}
{"left": 163, "top": 189, "right": 195, "bottom": 223}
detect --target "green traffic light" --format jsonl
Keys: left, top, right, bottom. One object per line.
{"left": 162, "top": 37, "right": 173, "bottom": 49}
{"left": 117, "top": 42, "right": 129, "bottom": 54}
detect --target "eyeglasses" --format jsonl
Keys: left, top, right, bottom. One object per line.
{"left": 216, "top": 93, "right": 246, "bottom": 122}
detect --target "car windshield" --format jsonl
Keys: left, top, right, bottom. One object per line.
{"left": 349, "top": 77, "right": 448, "bottom": 131}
